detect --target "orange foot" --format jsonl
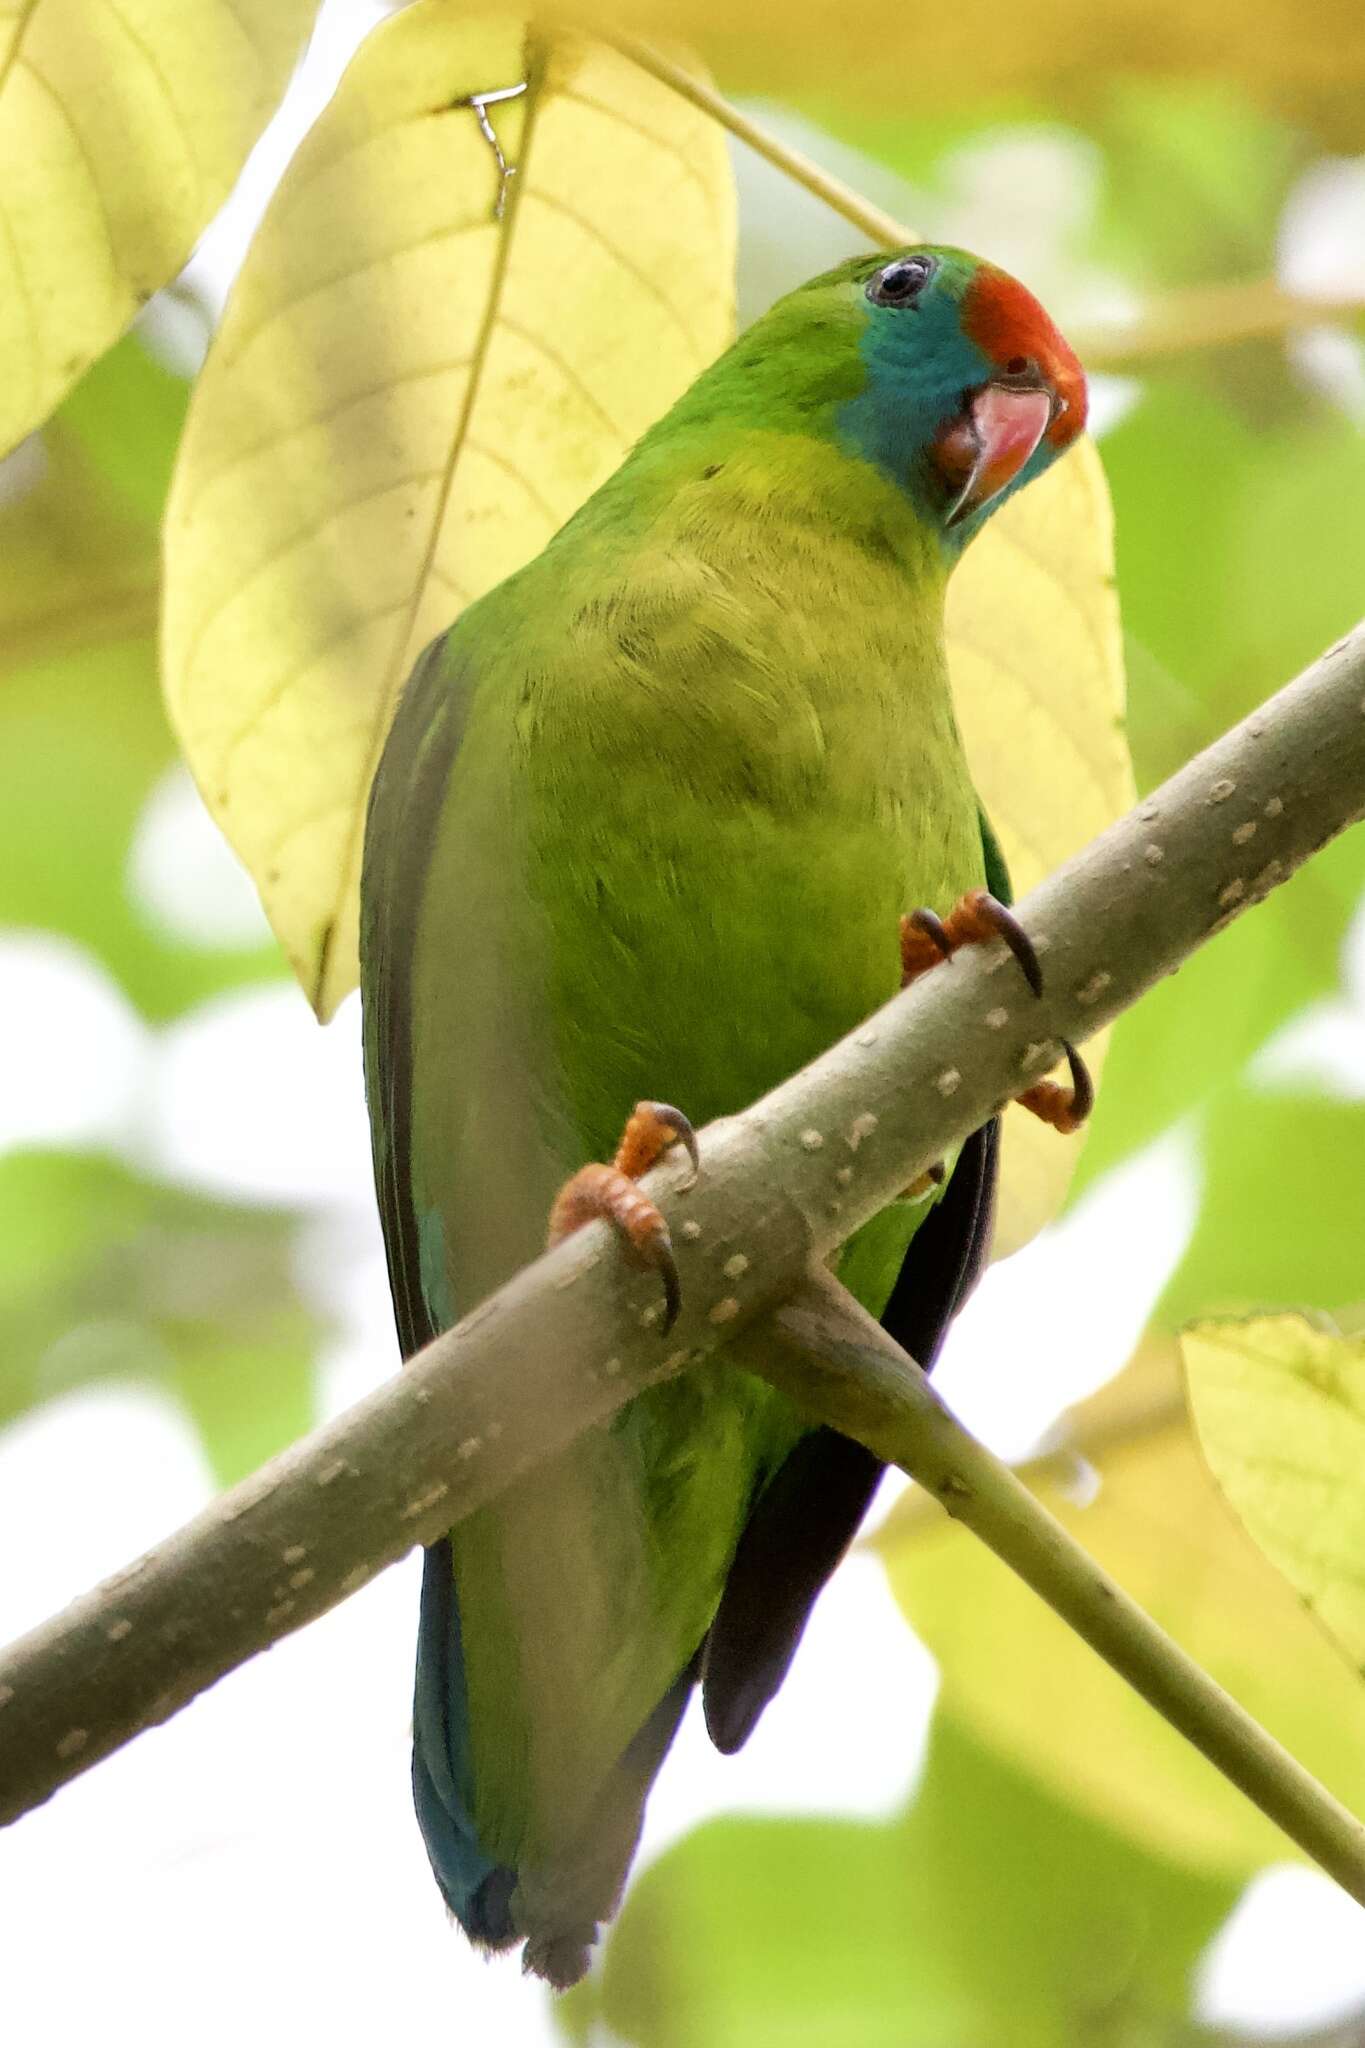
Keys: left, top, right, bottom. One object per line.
{"left": 548, "top": 1101, "right": 700, "bottom": 1331}
{"left": 899, "top": 888, "right": 1093, "bottom": 1135}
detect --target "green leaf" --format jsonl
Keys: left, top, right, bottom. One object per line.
{"left": 1162, "top": 1094, "right": 1365, "bottom": 1327}
{"left": 582, "top": 1714, "right": 1237, "bottom": 2047}
{"left": 0, "top": 1148, "right": 323, "bottom": 1486}
{"left": 1093, "top": 82, "right": 1301, "bottom": 293}
{"left": 0, "top": 338, "right": 282, "bottom": 1016}
{"left": 1075, "top": 832, "right": 1365, "bottom": 1194}
{"left": 0, "top": 632, "right": 283, "bottom": 1019}
{"left": 1184, "top": 1315, "right": 1365, "bottom": 1677}
{"left": 877, "top": 1346, "right": 1365, "bottom": 1876}
{"left": 57, "top": 325, "right": 193, "bottom": 524}
{"left": 0, "top": 0, "right": 317, "bottom": 454}
{"left": 1069, "top": 365, "right": 1365, "bottom": 1196}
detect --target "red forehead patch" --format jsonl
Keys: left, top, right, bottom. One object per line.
{"left": 962, "top": 267, "right": 1087, "bottom": 446}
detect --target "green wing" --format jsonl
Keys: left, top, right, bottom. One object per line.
{"left": 700, "top": 812, "right": 1009, "bottom": 1750}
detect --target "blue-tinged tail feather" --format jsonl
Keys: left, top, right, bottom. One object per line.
{"left": 412, "top": 1539, "right": 517, "bottom": 1945}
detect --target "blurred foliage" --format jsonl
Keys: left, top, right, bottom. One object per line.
{"left": 1185, "top": 1316, "right": 1365, "bottom": 1671}
{"left": 595, "top": 0, "right": 1365, "bottom": 156}
{"left": 568, "top": 1714, "right": 1238, "bottom": 2046}
{"left": 0, "top": 337, "right": 285, "bottom": 1021}
{"left": 1163, "top": 1095, "right": 1365, "bottom": 1325}
{"left": 878, "top": 1345, "right": 1365, "bottom": 1876}
{"left": 0, "top": 336, "right": 318, "bottom": 1475}
{"left": 2, "top": 12, "right": 1365, "bottom": 2044}
{"left": 0, "top": 1148, "right": 322, "bottom": 1489}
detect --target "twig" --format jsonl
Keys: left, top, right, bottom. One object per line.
{"left": 606, "top": 34, "right": 917, "bottom": 250}
{"left": 1, "top": 622, "right": 1363, "bottom": 1831}
{"left": 875, "top": 1366, "right": 1186, "bottom": 1543}
{"left": 739, "top": 1270, "right": 1365, "bottom": 1906}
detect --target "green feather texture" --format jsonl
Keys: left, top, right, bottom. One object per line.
{"left": 360, "top": 246, "right": 1088, "bottom": 1983}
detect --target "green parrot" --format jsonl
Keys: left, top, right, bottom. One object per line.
{"left": 360, "top": 245, "right": 1088, "bottom": 1986}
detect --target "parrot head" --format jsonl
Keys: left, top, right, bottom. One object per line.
{"left": 833, "top": 245, "right": 1086, "bottom": 547}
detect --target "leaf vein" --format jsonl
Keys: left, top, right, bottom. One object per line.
{"left": 527, "top": 187, "right": 707, "bottom": 357}
{"left": 178, "top": 468, "right": 445, "bottom": 685}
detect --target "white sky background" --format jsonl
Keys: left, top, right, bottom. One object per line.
{"left": 4, "top": 3, "right": 1365, "bottom": 2041}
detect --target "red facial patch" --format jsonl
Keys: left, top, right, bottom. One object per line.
{"left": 961, "top": 267, "right": 1087, "bottom": 445}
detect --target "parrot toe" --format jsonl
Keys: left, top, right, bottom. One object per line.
{"left": 898, "top": 898, "right": 1094, "bottom": 1135}
{"left": 900, "top": 887, "right": 1043, "bottom": 995}
{"left": 547, "top": 1100, "right": 698, "bottom": 1331}
{"left": 1015, "top": 1037, "right": 1094, "bottom": 1133}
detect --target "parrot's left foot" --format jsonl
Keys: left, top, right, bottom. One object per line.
{"left": 900, "top": 888, "right": 1043, "bottom": 994}
{"left": 899, "top": 890, "right": 1093, "bottom": 1133}
{"left": 548, "top": 1102, "right": 700, "bottom": 1332}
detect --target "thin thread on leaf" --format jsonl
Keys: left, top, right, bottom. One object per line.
{"left": 456, "top": 80, "right": 527, "bottom": 217}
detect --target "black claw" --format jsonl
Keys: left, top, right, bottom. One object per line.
{"left": 656, "top": 1232, "right": 681, "bottom": 1334}
{"left": 909, "top": 907, "right": 952, "bottom": 961}
{"left": 984, "top": 899, "right": 1044, "bottom": 998}
{"left": 1062, "top": 1039, "right": 1095, "bottom": 1126}
{"left": 647, "top": 1101, "right": 701, "bottom": 1188}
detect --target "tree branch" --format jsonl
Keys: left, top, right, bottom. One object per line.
{"left": 1074, "top": 275, "right": 1365, "bottom": 375}
{"left": 1, "top": 623, "right": 1363, "bottom": 1843}
{"left": 742, "top": 1272, "right": 1365, "bottom": 1903}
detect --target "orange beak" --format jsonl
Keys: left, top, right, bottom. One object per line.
{"left": 935, "top": 382, "right": 1057, "bottom": 527}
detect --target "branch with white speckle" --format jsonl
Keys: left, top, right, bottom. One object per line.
{"left": 1, "top": 624, "right": 1364, "bottom": 1879}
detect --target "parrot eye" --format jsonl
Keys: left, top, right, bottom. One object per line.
{"left": 866, "top": 256, "right": 936, "bottom": 307}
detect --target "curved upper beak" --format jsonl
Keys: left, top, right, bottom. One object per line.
{"left": 936, "top": 380, "right": 1059, "bottom": 528}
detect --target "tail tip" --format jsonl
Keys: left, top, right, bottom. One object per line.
{"left": 521, "top": 1928, "right": 597, "bottom": 1991}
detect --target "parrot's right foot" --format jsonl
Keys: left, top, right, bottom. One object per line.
{"left": 899, "top": 891, "right": 1094, "bottom": 1134}
{"left": 548, "top": 1102, "right": 700, "bottom": 1332}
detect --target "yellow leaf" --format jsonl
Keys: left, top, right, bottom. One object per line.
{"left": 581, "top": 1, "right": 1365, "bottom": 152}
{"left": 877, "top": 1343, "right": 1365, "bottom": 1874}
{"left": 1185, "top": 1315, "right": 1365, "bottom": 1670}
{"left": 950, "top": 438, "right": 1132, "bottom": 1255}
{"left": 0, "top": 0, "right": 315, "bottom": 455}
{"left": 163, "top": 5, "right": 738, "bottom": 1018}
